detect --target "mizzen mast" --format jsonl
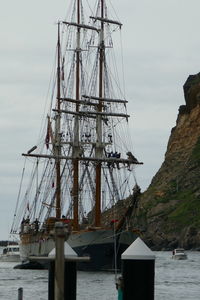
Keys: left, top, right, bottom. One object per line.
{"left": 95, "top": 0, "right": 105, "bottom": 227}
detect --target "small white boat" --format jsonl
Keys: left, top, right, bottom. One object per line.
{"left": 172, "top": 248, "right": 187, "bottom": 260}
{"left": 0, "top": 244, "right": 20, "bottom": 262}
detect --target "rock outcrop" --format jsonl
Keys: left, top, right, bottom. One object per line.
{"left": 133, "top": 73, "right": 200, "bottom": 250}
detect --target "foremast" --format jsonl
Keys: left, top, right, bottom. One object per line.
{"left": 55, "top": 22, "right": 62, "bottom": 219}
{"left": 72, "top": 0, "right": 81, "bottom": 231}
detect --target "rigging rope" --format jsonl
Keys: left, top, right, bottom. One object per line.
{"left": 10, "top": 159, "right": 26, "bottom": 233}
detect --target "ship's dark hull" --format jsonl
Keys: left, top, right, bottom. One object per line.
{"left": 73, "top": 242, "right": 130, "bottom": 271}
{"left": 19, "top": 229, "right": 137, "bottom": 271}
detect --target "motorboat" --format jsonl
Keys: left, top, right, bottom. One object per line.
{"left": 172, "top": 248, "right": 187, "bottom": 260}
{"left": 0, "top": 244, "right": 20, "bottom": 262}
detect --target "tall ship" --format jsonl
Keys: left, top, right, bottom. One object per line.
{"left": 11, "top": 0, "right": 142, "bottom": 271}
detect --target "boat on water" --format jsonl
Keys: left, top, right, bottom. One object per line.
{"left": 11, "top": 0, "right": 143, "bottom": 271}
{"left": 0, "top": 244, "right": 20, "bottom": 262}
{"left": 172, "top": 248, "right": 187, "bottom": 260}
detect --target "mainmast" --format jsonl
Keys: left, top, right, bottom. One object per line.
{"left": 95, "top": 0, "right": 105, "bottom": 227}
{"left": 55, "top": 22, "right": 61, "bottom": 219}
{"left": 72, "top": 0, "right": 81, "bottom": 230}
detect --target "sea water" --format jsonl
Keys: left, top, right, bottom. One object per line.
{"left": 0, "top": 250, "right": 199, "bottom": 299}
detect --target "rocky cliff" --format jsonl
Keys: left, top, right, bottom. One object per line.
{"left": 133, "top": 73, "right": 200, "bottom": 250}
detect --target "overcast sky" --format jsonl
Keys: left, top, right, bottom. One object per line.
{"left": 1, "top": 0, "right": 200, "bottom": 240}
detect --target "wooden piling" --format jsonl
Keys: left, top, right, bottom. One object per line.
{"left": 48, "top": 261, "right": 55, "bottom": 300}
{"left": 121, "top": 237, "right": 155, "bottom": 300}
{"left": 54, "top": 222, "right": 65, "bottom": 300}
{"left": 64, "top": 261, "right": 77, "bottom": 299}
{"left": 48, "top": 222, "right": 78, "bottom": 300}
{"left": 48, "top": 260, "right": 77, "bottom": 300}
{"left": 18, "top": 287, "right": 23, "bottom": 300}
{"left": 29, "top": 225, "right": 89, "bottom": 300}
